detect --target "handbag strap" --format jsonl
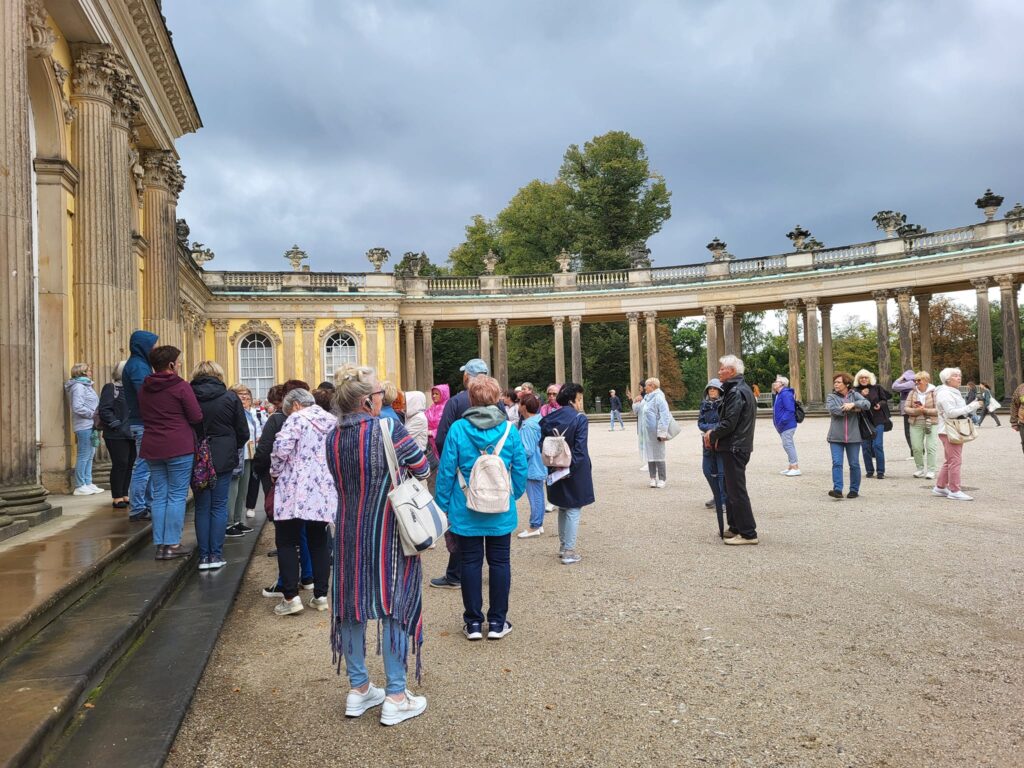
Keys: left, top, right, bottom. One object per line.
{"left": 379, "top": 420, "right": 401, "bottom": 488}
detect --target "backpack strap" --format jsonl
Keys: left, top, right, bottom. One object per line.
{"left": 493, "top": 421, "right": 513, "bottom": 455}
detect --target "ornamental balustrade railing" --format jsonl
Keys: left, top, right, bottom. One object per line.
{"left": 198, "top": 216, "right": 1022, "bottom": 297}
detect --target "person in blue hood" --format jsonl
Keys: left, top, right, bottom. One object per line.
{"left": 123, "top": 330, "right": 158, "bottom": 520}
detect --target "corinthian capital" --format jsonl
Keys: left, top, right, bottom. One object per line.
{"left": 70, "top": 44, "right": 120, "bottom": 101}
{"left": 111, "top": 66, "right": 142, "bottom": 127}
{"left": 142, "top": 150, "right": 185, "bottom": 198}
{"left": 26, "top": 0, "right": 56, "bottom": 58}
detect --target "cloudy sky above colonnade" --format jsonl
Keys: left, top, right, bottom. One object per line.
{"left": 167, "top": 0, "right": 1023, "bottom": 276}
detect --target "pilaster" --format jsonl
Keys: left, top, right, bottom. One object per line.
{"left": 281, "top": 318, "right": 298, "bottom": 379}
{"left": 364, "top": 316, "right": 379, "bottom": 371}
{"left": 212, "top": 319, "right": 230, "bottom": 372}
{"left": 382, "top": 318, "right": 400, "bottom": 382}
{"left": 299, "top": 318, "right": 316, "bottom": 384}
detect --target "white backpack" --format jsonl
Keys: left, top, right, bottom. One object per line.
{"left": 458, "top": 422, "right": 514, "bottom": 513}
{"left": 542, "top": 428, "right": 572, "bottom": 468}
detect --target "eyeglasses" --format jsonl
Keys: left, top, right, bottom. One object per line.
{"left": 546, "top": 391, "right": 558, "bottom": 396}
{"left": 370, "top": 389, "right": 385, "bottom": 397}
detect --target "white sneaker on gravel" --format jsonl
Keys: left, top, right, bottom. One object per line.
{"left": 649, "top": 479, "right": 657, "bottom": 488}
{"left": 931, "top": 486, "right": 949, "bottom": 497}
{"left": 926, "top": 472, "right": 935, "bottom": 480}
{"left": 380, "top": 691, "right": 427, "bottom": 726}
{"left": 913, "top": 469, "right": 926, "bottom": 478}
{"left": 784, "top": 469, "right": 802, "bottom": 477}
{"left": 346, "top": 684, "right": 386, "bottom": 717}
{"left": 308, "top": 595, "right": 328, "bottom": 611}
{"left": 779, "top": 469, "right": 790, "bottom": 475}
{"left": 655, "top": 480, "right": 666, "bottom": 488}
{"left": 946, "top": 490, "right": 973, "bottom": 501}
{"left": 517, "top": 527, "right": 543, "bottom": 538}
{"left": 273, "top": 596, "right": 303, "bottom": 616}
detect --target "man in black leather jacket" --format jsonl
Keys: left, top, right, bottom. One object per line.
{"left": 705, "top": 355, "right": 759, "bottom": 544}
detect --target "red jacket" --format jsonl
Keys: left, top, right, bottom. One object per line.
{"left": 138, "top": 371, "right": 204, "bottom": 460}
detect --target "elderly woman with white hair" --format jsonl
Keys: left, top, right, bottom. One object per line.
{"left": 933, "top": 367, "right": 983, "bottom": 501}
{"left": 854, "top": 368, "right": 891, "bottom": 479}
{"left": 632, "top": 377, "right": 672, "bottom": 488}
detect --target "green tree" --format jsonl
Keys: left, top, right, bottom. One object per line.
{"left": 495, "top": 180, "right": 576, "bottom": 274}
{"left": 448, "top": 215, "right": 499, "bottom": 276}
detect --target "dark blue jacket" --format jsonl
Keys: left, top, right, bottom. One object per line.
{"left": 698, "top": 399, "right": 722, "bottom": 432}
{"left": 609, "top": 395, "right": 622, "bottom": 412}
{"left": 435, "top": 389, "right": 470, "bottom": 456}
{"left": 773, "top": 387, "right": 798, "bottom": 433}
{"left": 123, "top": 330, "right": 158, "bottom": 426}
{"left": 540, "top": 406, "right": 594, "bottom": 509}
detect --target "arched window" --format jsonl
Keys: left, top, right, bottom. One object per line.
{"left": 323, "top": 331, "right": 358, "bottom": 377}
{"left": 238, "top": 333, "right": 275, "bottom": 398}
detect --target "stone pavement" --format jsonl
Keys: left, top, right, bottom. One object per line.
{"left": 168, "top": 419, "right": 1023, "bottom": 768}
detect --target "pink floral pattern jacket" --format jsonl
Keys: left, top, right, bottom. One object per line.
{"left": 270, "top": 404, "right": 338, "bottom": 522}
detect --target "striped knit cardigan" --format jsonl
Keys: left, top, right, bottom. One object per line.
{"left": 326, "top": 413, "right": 430, "bottom": 678}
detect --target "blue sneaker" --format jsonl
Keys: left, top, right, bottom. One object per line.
{"left": 487, "top": 621, "right": 512, "bottom": 640}
{"left": 463, "top": 622, "right": 483, "bottom": 641}
{"left": 198, "top": 555, "right": 211, "bottom": 571}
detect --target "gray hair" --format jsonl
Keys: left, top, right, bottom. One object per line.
{"left": 333, "top": 364, "right": 378, "bottom": 415}
{"left": 938, "top": 367, "right": 961, "bottom": 385}
{"left": 70, "top": 362, "right": 90, "bottom": 378}
{"left": 719, "top": 354, "right": 745, "bottom": 374}
{"left": 281, "top": 388, "right": 315, "bottom": 414}
{"left": 645, "top": 378, "right": 661, "bottom": 389}
{"left": 775, "top": 375, "right": 789, "bottom": 387}
{"left": 112, "top": 361, "right": 126, "bottom": 383}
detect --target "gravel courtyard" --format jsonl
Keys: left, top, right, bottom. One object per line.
{"left": 168, "top": 417, "right": 1023, "bottom": 768}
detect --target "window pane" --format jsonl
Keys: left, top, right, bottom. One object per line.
{"left": 323, "top": 332, "right": 357, "bottom": 379}
{"left": 239, "top": 333, "right": 275, "bottom": 398}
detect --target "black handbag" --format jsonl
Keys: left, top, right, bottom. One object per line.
{"left": 858, "top": 411, "right": 875, "bottom": 440}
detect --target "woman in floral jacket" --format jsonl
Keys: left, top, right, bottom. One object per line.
{"left": 269, "top": 388, "right": 338, "bottom": 616}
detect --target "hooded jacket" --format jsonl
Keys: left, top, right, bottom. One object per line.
{"left": 270, "top": 404, "right": 338, "bottom": 523}
{"left": 540, "top": 404, "right": 595, "bottom": 509}
{"left": 404, "top": 391, "right": 429, "bottom": 452}
{"left": 435, "top": 405, "right": 527, "bottom": 537}
{"left": 711, "top": 375, "right": 756, "bottom": 452}
{"left": 191, "top": 376, "right": 248, "bottom": 476}
{"left": 123, "top": 330, "right": 158, "bottom": 426}
{"left": 138, "top": 370, "right": 203, "bottom": 460}
{"left": 519, "top": 413, "right": 546, "bottom": 480}
{"left": 425, "top": 384, "right": 450, "bottom": 455}
{"left": 65, "top": 377, "right": 99, "bottom": 433}
{"left": 891, "top": 369, "right": 916, "bottom": 415}
{"left": 698, "top": 379, "right": 724, "bottom": 433}
{"left": 772, "top": 386, "right": 798, "bottom": 433}
{"left": 435, "top": 386, "right": 471, "bottom": 456}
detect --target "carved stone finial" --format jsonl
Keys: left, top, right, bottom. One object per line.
{"left": 628, "top": 241, "right": 652, "bottom": 268}
{"left": 26, "top": 0, "right": 56, "bottom": 58}
{"left": 786, "top": 225, "right": 810, "bottom": 250}
{"left": 366, "top": 247, "right": 390, "bottom": 273}
{"left": 284, "top": 245, "right": 308, "bottom": 271}
{"left": 556, "top": 248, "right": 573, "bottom": 273}
{"left": 871, "top": 210, "right": 906, "bottom": 238}
{"left": 398, "top": 251, "right": 427, "bottom": 277}
{"left": 482, "top": 249, "right": 500, "bottom": 274}
{"left": 190, "top": 242, "right": 215, "bottom": 267}
{"left": 803, "top": 237, "right": 824, "bottom": 251}
{"left": 975, "top": 189, "right": 1004, "bottom": 221}
{"left": 1005, "top": 202, "right": 1024, "bottom": 220}
{"left": 706, "top": 237, "right": 732, "bottom": 261}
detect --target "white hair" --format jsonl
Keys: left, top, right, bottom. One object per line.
{"left": 938, "top": 367, "right": 961, "bottom": 385}
{"left": 282, "top": 388, "right": 315, "bottom": 414}
{"left": 854, "top": 369, "right": 877, "bottom": 386}
{"left": 719, "top": 355, "right": 745, "bottom": 374}
{"left": 775, "top": 375, "right": 789, "bottom": 387}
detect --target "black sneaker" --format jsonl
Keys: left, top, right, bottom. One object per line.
{"left": 876, "top": 474, "right": 885, "bottom": 480}
{"left": 847, "top": 491, "right": 859, "bottom": 499}
{"left": 261, "top": 584, "right": 283, "bottom": 597}
{"left": 129, "top": 509, "right": 151, "bottom": 521}
{"left": 225, "top": 524, "right": 245, "bottom": 538}
{"left": 828, "top": 489, "right": 843, "bottom": 499}
{"left": 463, "top": 622, "right": 483, "bottom": 640}
{"left": 429, "top": 577, "right": 460, "bottom": 590}
{"left": 237, "top": 522, "right": 254, "bottom": 533}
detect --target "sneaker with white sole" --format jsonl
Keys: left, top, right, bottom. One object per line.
{"left": 346, "top": 683, "right": 386, "bottom": 717}
{"left": 946, "top": 490, "right": 973, "bottom": 501}
{"left": 545, "top": 502, "right": 557, "bottom": 513}
{"left": 913, "top": 469, "right": 926, "bottom": 478}
{"left": 198, "top": 555, "right": 211, "bottom": 571}
{"left": 784, "top": 469, "right": 802, "bottom": 477}
{"left": 207, "top": 558, "right": 226, "bottom": 570}
{"left": 73, "top": 486, "right": 94, "bottom": 496}
{"left": 925, "top": 472, "right": 935, "bottom": 480}
{"left": 487, "top": 621, "right": 512, "bottom": 639}
{"left": 561, "top": 550, "right": 582, "bottom": 565}
{"left": 262, "top": 584, "right": 283, "bottom": 597}
{"left": 245, "top": 508, "right": 256, "bottom": 518}
{"left": 649, "top": 479, "right": 657, "bottom": 488}
{"left": 517, "top": 527, "right": 543, "bottom": 538}
{"left": 380, "top": 691, "right": 427, "bottom": 726}
{"left": 723, "top": 535, "right": 759, "bottom": 545}
{"left": 308, "top": 595, "right": 328, "bottom": 611}
{"left": 87, "top": 484, "right": 104, "bottom": 494}
{"left": 655, "top": 479, "right": 666, "bottom": 488}
{"left": 463, "top": 622, "right": 483, "bottom": 640}
{"left": 274, "top": 596, "right": 303, "bottom": 616}
{"left": 931, "top": 486, "right": 949, "bottom": 497}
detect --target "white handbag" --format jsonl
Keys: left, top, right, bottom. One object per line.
{"left": 987, "top": 397, "right": 1001, "bottom": 413}
{"left": 380, "top": 420, "right": 448, "bottom": 556}
{"left": 665, "top": 416, "right": 682, "bottom": 440}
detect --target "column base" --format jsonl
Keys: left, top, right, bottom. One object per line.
{"left": 0, "top": 483, "right": 55, "bottom": 517}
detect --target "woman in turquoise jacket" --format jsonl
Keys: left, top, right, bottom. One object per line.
{"left": 435, "top": 376, "right": 527, "bottom": 642}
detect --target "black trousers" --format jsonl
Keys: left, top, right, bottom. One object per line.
{"left": 275, "top": 519, "right": 330, "bottom": 600}
{"left": 103, "top": 437, "right": 136, "bottom": 498}
{"left": 903, "top": 415, "right": 912, "bottom": 450}
{"left": 245, "top": 470, "right": 267, "bottom": 510}
{"left": 719, "top": 449, "right": 757, "bottom": 539}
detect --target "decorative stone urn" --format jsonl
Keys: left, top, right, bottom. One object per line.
{"left": 284, "top": 244, "right": 308, "bottom": 271}
{"left": 482, "top": 249, "right": 500, "bottom": 274}
{"left": 1005, "top": 202, "right": 1024, "bottom": 220}
{"left": 190, "top": 242, "right": 214, "bottom": 267}
{"left": 706, "top": 237, "right": 732, "bottom": 261}
{"left": 803, "top": 237, "right": 824, "bottom": 251}
{"left": 872, "top": 210, "right": 906, "bottom": 238}
{"left": 975, "top": 189, "right": 1004, "bottom": 221}
{"left": 366, "top": 247, "right": 390, "bottom": 273}
{"left": 628, "top": 241, "right": 652, "bottom": 268}
{"left": 786, "top": 225, "right": 810, "bottom": 250}
{"left": 555, "top": 248, "right": 573, "bottom": 273}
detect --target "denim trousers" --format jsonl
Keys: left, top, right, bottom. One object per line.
{"left": 129, "top": 424, "right": 153, "bottom": 514}
{"left": 525, "top": 479, "right": 545, "bottom": 529}
{"left": 861, "top": 423, "right": 886, "bottom": 475}
{"left": 340, "top": 618, "right": 408, "bottom": 695}
{"left": 74, "top": 429, "right": 95, "bottom": 488}
{"left": 226, "top": 459, "right": 252, "bottom": 526}
{"left": 830, "top": 442, "right": 861, "bottom": 493}
{"left": 194, "top": 476, "right": 230, "bottom": 559}
{"left": 149, "top": 453, "right": 193, "bottom": 546}
{"left": 779, "top": 428, "right": 798, "bottom": 465}
{"left": 701, "top": 450, "right": 727, "bottom": 511}
{"left": 456, "top": 533, "right": 511, "bottom": 628}
{"left": 275, "top": 519, "right": 330, "bottom": 599}
{"left": 609, "top": 410, "right": 624, "bottom": 429}
{"left": 557, "top": 506, "right": 582, "bottom": 550}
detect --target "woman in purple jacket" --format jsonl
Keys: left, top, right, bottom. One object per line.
{"left": 138, "top": 346, "right": 203, "bottom": 560}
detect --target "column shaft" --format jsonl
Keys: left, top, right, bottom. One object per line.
{"left": 403, "top": 320, "right": 417, "bottom": 390}
{"left": 972, "top": 280, "right": 994, "bottom": 386}
{"left": 644, "top": 311, "right": 658, "bottom": 378}
{"left": 141, "top": 151, "right": 183, "bottom": 345}
{"left": 715, "top": 313, "right": 725, "bottom": 360}
{"left": 916, "top": 295, "right": 932, "bottom": 374}
{"left": 805, "top": 300, "right": 822, "bottom": 403}
{"left": 704, "top": 307, "right": 719, "bottom": 382}
{"left": 553, "top": 317, "right": 566, "bottom": 384}
{"left": 421, "top": 321, "right": 435, "bottom": 389}
{"left": 477, "top": 320, "right": 491, "bottom": 373}
{"left": 494, "top": 319, "right": 509, "bottom": 389}
{"left": 627, "top": 313, "right": 642, "bottom": 397}
{"left": 821, "top": 304, "right": 834, "bottom": 385}
{"left": 873, "top": 291, "right": 892, "bottom": 387}
{"left": 721, "top": 305, "right": 736, "bottom": 354}
{"left": 896, "top": 289, "right": 914, "bottom": 373}
{"left": 785, "top": 301, "right": 802, "bottom": 399}
{"left": 996, "top": 275, "right": 1022, "bottom": 394}
{"left": 569, "top": 316, "right": 583, "bottom": 384}
{"left": 732, "top": 311, "right": 743, "bottom": 357}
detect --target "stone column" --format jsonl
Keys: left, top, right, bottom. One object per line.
{"left": 873, "top": 290, "right": 892, "bottom": 387}
{"left": 916, "top": 294, "right": 932, "bottom": 374}
{"left": 732, "top": 310, "right": 743, "bottom": 357}
{"left": 820, "top": 303, "right": 834, "bottom": 385}
{"left": 784, "top": 300, "right": 803, "bottom": 399}
{"left": 364, "top": 316, "right": 379, "bottom": 370}
{"left": 715, "top": 313, "right": 725, "bottom": 360}
{"left": 569, "top": 316, "right": 583, "bottom": 384}
{"left": 0, "top": 0, "right": 53, "bottom": 519}
{"left": 300, "top": 318, "right": 316, "bottom": 384}
{"left": 141, "top": 150, "right": 184, "bottom": 345}
{"left": 895, "top": 288, "right": 915, "bottom": 374}
{"left": 996, "top": 275, "right": 1022, "bottom": 394}
{"left": 421, "top": 320, "right": 435, "bottom": 389}
{"left": 644, "top": 311, "right": 659, "bottom": 379}
{"left": 110, "top": 66, "right": 141, "bottom": 356}
{"left": 477, "top": 319, "right": 491, "bottom": 373}
{"left": 971, "top": 279, "right": 994, "bottom": 387}
{"left": 212, "top": 319, "right": 230, "bottom": 371}
{"left": 804, "top": 298, "right": 822, "bottom": 403}
{"left": 280, "top": 318, "right": 298, "bottom": 378}
{"left": 704, "top": 306, "right": 719, "bottom": 382}
{"left": 552, "top": 316, "right": 566, "bottom": 384}
{"left": 494, "top": 318, "right": 509, "bottom": 389}
{"left": 382, "top": 318, "right": 400, "bottom": 382}
{"left": 627, "top": 313, "right": 642, "bottom": 397}
{"left": 721, "top": 305, "right": 736, "bottom": 354}
{"left": 403, "top": 319, "right": 417, "bottom": 390}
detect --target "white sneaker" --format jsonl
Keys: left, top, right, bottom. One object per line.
{"left": 649, "top": 479, "right": 657, "bottom": 488}
{"left": 931, "top": 486, "right": 949, "bottom": 497}
{"left": 73, "top": 486, "right": 93, "bottom": 496}
{"left": 245, "top": 508, "right": 256, "bottom": 519}
{"left": 905, "top": 456, "right": 916, "bottom": 461}
{"left": 273, "top": 596, "right": 303, "bottom": 616}
{"left": 655, "top": 480, "right": 666, "bottom": 488}
{"left": 308, "top": 595, "right": 328, "bottom": 611}
{"left": 913, "top": 469, "right": 926, "bottom": 478}
{"left": 346, "top": 683, "right": 386, "bottom": 717}
{"left": 784, "top": 469, "right": 802, "bottom": 477}
{"left": 545, "top": 502, "right": 557, "bottom": 513}
{"left": 925, "top": 472, "right": 935, "bottom": 480}
{"left": 517, "top": 527, "right": 543, "bottom": 538}
{"left": 87, "top": 484, "right": 104, "bottom": 494}
{"left": 380, "top": 691, "right": 427, "bottom": 726}
{"left": 779, "top": 469, "right": 790, "bottom": 475}
{"left": 946, "top": 490, "right": 974, "bottom": 501}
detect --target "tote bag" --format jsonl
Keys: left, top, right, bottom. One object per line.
{"left": 380, "top": 421, "right": 448, "bottom": 556}
{"left": 944, "top": 417, "right": 977, "bottom": 445}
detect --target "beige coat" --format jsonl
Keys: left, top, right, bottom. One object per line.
{"left": 905, "top": 385, "right": 938, "bottom": 426}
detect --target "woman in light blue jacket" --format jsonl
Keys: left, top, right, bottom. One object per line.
{"left": 64, "top": 362, "right": 101, "bottom": 495}
{"left": 435, "top": 376, "right": 527, "bottom": 642}
{"left": 515, "top": 392, "right": 546, "bottom": 538}
{"left": 631, "top": 378, "right": 671, "bottom": 487}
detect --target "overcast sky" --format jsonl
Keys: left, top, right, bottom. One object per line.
{"left": 165, "top": 0, "right": 1023, "bottom": 276}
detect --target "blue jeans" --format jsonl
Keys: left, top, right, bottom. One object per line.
{"left": 526, "top": 479, "right": 545, "bottom": 529}
{"left": 610, "top": 410, "right": 624, "bottom": 430}
{"left": 74, "top": 429, "right": 94, "bottom": 488}
{"left": 194, "top": 476, "right": 230, "bottom": 558}
{"left": 149, "top": 453, "right": 193, "bottom": 546}
{"left": 129, "top": 424, "right": 153, "bottom": 513}
{"left": 861, "top": 423, "right": 885, "bottom": 475}
{"left": 456, "top": 533, "right": 511, "bottom": 628}
{"left": 830, "top": 442, "right": 861, "bottom": 493}
{"left": 780, "top": 427, "right": 798, "bottom": 465}
{"left": 340, "top": 618, "right": 408, "bottom": 695}
{"left": 557, "top": 506, "right": 581, "bottom": 550}
{"left": 701, "top": 450, "right": 727, "bottom": 511}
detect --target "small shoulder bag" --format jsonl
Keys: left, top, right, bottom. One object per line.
{"left": 380, "top": 420, "right": 448, "bottom": 556}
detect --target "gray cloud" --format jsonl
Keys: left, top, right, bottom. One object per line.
{"left": 165, "top": 0, "right": 1024, "bottom": 273}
